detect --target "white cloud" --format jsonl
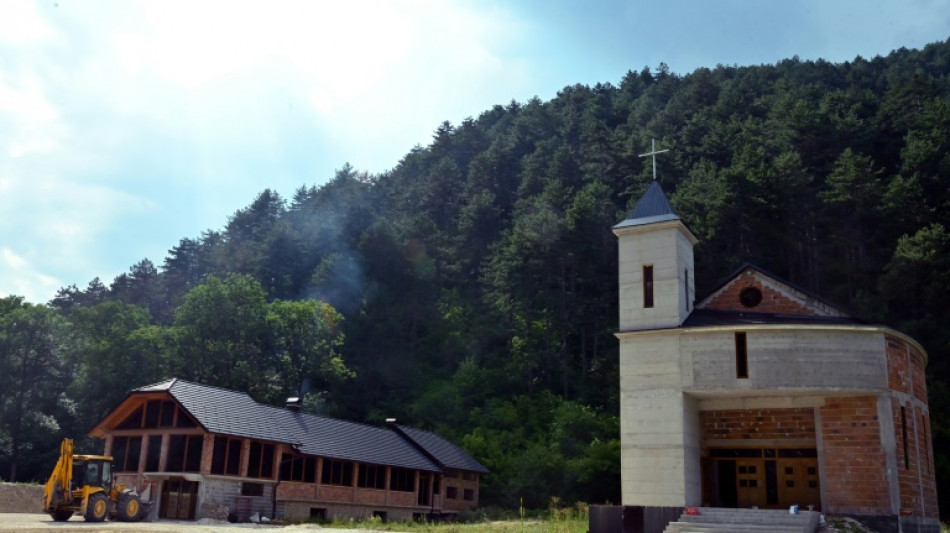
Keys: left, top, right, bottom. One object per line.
{"left": 0, "top": 74, "right": 63, "bottom": 158}
{"left": 0, "top": 1, "right": 535, "bottom": 302}
{"left": 0, "top": 247, "right": 61, "bottom": 302}
{"left": 0, "top": 0, "right": 56, "bottom": 45}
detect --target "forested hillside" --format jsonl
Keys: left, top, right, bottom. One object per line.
{"left": 2, "top": 39, "right": 950, "bottom": 514}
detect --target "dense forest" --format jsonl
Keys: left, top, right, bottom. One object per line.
{"left": 2, "top": 39, "right": 950, "bottom": 515}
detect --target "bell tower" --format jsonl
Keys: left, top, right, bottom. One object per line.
{"left": 612, "top": 180, "right": 697, "bottom": 331}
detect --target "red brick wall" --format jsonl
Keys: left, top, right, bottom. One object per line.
{"left": 442, "top": 472, "right": 480, "bottom": 511}
{"left": 886, "top": 336, "right": 938, "bottom": 519}
{"left": 886, "top": 339, "right": 910, "bottom": 394}
{"left": 701, "top": 408, "right": 816, "bottom": 441}
{"left": 702, "top": 271, "right": 816, "bottom": 315}
{"left": 893, "top": 400, "right": 939, "bottom": 519}
{"left": 887, "top": 336, "right": 929, "bottom": 403}
{"left": 911, "top": 351, "right": 927, "bottom": 403}
{"left": 916, "top": 406, "right": 939, "bottom": 518}
{"left": 277, "top": 481, "right": 317, "bottom": 501}
{"left": 819, "top": 396, "right": 890, "bottom": 515}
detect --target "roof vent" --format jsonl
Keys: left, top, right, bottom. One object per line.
{"left": 286, "top": 397, "right": 302, "bottom": 412}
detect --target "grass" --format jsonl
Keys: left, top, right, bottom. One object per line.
{"left": 319, "top": 518, "right": 588, "bottom": 533}
{"left": 313, "top": 501, "right": 589, "bottom": 533}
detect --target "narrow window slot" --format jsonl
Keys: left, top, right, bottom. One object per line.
{"left": 643, "top": 265, "right": 654, "bottom": 308}
{"left": 901, "top": 406, "right": 909, "bottom": 469}
{"left": 685, "top": 268, "right": 690, "bottom": 311}
{"left": 735, "top": 332, "right": 748, "bottom": 379}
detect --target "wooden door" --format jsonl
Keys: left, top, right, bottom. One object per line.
{"left": 160, "top": 479, "right": 198, "bottom": 520}
{"left": 777, "top": 458, "right": 820, "bottom": 510}
{"left": 735, "top": 459, "right": 766, "bottom": 508}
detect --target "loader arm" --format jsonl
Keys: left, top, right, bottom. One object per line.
{"left": 43, "top": 438, "right": 75, "bottom": 511}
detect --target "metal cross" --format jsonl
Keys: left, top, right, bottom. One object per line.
{"left": 639, "top": 139, "right": 669, "bottom": 181}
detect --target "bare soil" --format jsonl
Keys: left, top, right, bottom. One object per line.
{"left": 0, "top": 486, "right": 392, "bottom": 532}
{"left": 0, "top": 514, "right": 397, "bottom": 533}
{"left": 0, "top": 483, "right": 43, "bottom": 513}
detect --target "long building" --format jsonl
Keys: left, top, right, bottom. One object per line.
{"left": 90, "top": 378, "right": 487, "bottom": 522}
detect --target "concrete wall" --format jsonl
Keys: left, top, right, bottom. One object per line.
{"left": 617, "top": 221, "right": 694, "bottom": 331}
{"left": 681, "top": 328, "right": 887, "bottom": 393}
{"left": 279, "top": 500, "right": 423, "bottom": 522}
{"left": 619, "top": 334, "right": 700, "bottom": 506}
{"left": 619, "top": 326, "right": 905, "bottom": 511}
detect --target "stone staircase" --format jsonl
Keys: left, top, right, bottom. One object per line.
{"left": 662, "top": 507, "right": 820, "bottom": 533}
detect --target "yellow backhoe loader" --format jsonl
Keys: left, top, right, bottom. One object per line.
{"left": 42, "top": 438, "right": 151, "bottom": 522}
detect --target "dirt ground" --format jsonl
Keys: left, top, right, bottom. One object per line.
{"left": 0, "top": 485, "right": 396, "bottom": 533}
{"left": 0, "top": 513, "right": 400, "bottom": 533}
{"left": 0, "top": 482, "right": 44, "bottom": 514}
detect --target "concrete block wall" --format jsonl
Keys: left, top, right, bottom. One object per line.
{"left": 682, "top": 329, "right": 887, "bottom": 392}
{"left": 620, "top": 332, "right": 700, "bottom": 506}
{"left": 617, "top": 222, "right": 694, "bottom": 331}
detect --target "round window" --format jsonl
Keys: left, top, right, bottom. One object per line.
{"left": 739, "top": 286, "right": 763, "bottom": 308}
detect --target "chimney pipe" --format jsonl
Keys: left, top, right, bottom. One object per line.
{"left": 286, "top": 397, "right": 302, "bottom": 412}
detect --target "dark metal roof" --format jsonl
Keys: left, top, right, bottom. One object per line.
{"left": 613, "top": 180, "right": 682, "bottom": 229}
{"left": 396, "top": 425, "right": 490, "bottom": 474}
{"left": 683, "top": 308, "right": 866, "bottom": 328}
{"left": 129, "top": 379, "right": 484, "bottom": 473}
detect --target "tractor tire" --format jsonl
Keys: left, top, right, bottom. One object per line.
{"left": 84, "top": 493, "right": 109, "bottom": 522}
{"left": 117, "top": 492, "right": 145, "bottom": 522}
{"left": 49, "top": 509, "right": 73, "bottom": 522}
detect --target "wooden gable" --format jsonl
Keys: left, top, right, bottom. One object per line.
{"left": 697, "top": 266, "right": 849, "bottom": 317}
{"left": 89, "top": 391, "right": 201, "bottom": 438}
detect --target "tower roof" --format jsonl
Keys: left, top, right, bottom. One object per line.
{"left": 613, "top": 180, "right": 681, "bottom": 229}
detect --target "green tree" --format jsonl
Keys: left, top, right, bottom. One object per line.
{"left": 169, "top": 274, "right": 270, "bottom": 394}
{"left": 265, "top": 299, "right": 351, "bottom": 405}
{"left": 0, "top": 297, "right": 72, "bottom": 481}
{"left": 67, "top": 301, "right": 166, "bottom": 434}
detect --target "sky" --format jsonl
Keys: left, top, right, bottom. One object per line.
{"left": 1, "top": 0, "right": 948, "bottom": 304}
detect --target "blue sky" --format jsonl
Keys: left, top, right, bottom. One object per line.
{"left": 1, "top": 0, "right": 948, "bottom": 304}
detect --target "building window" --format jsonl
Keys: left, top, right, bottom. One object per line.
{"left": 643, "top": 265, "right": 654, "bottom": 308}
{"left": 111, "top": 436, "right": 141, "bottom": 472}
{"left": 321, "top": 459, "right": 353, "bottom": 486}
{"left": 446, "top": 486, "right": 458, "bottom": 499}
{"left": 212, "top": 437, "right": 242, "bottom": 476}
{"left": 739, "top": 286, "right": 763, "bottom": 308}
{"left": 922, "top": 413, "right": 930, "bottom": 471}
{"left": 390, "top": 467, "right": 415, "bottom": 492}
{"left": 241, "top": 482, "right": 264, "bottom": 497}
{"left": 357, "top": 464, "right": 387, "bottom": 489}
{"left": 735, "top": 332, "right": 748, "bottom": 379}
{"left": 247, "top": 441, "right": 275, "bottom": 479}
{"left": 901, "top": 406, "right": 909, "bottom": 469}
{"left": 463, "top": 488, "right": 474, "bottom": 501}
{"left": 279, "top": 453, "right": 316, "bottom": 483}
{"left": 164, "top": 435, "right": 203, "bottom": 473}
{"left": 309, "top": 508, "right": 326, "bottom": 521}
{"left": 129, "top": 399, "right": 198, "bottom": 429}
{"left": 145, "top": 435, "right": 162, "bottom": 471}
